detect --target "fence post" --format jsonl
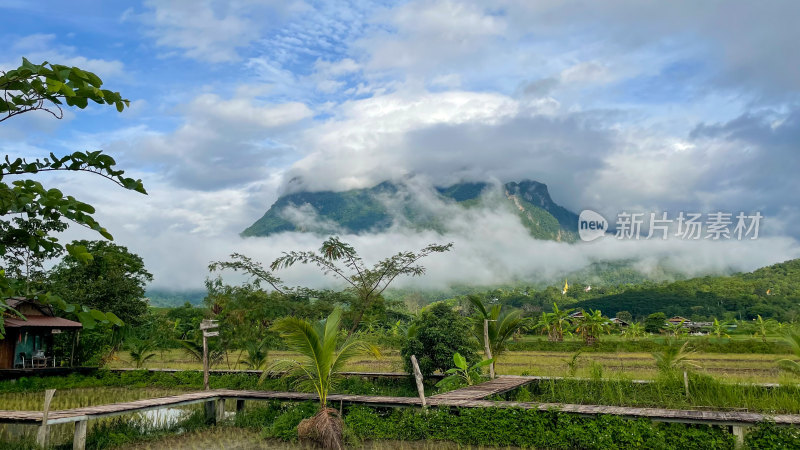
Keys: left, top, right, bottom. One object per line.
{"left": 36, "top": 389, "right": 55, "bottom": 448}
{"left": 410, "top": 355, "right": 426, "bottom": 408}
{"left": 73, "top": 419, "right": 87, "bottom": 450}
{"left": 730, "top": 425, "right": 748, "bottom": 449}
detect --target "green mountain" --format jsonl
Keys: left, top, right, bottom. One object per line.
{"left": 241, "top": 180, "right": 578, "bottom": 241}
{"left": 570, "top": 259, "right": 800, "bottom": 321}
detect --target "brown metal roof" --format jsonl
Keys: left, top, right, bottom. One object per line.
{"left": 4, "top": 315, "right": 82, "bottom": 329}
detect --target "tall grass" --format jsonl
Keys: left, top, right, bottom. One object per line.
{"left": 506, "top": 372, "right": 800, "bottom": 413}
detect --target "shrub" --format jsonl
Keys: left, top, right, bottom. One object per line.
{"left": 401, "top": 302, "right": 478, "bottom": 376}
{"left": 344, "top": 406, "right": 735, "bottom": 449}
{"left": 746, "top": 421, "right": 800, "bottom": 449}
{"left": 263, "top": 401, "right": 318, "bottom": 441}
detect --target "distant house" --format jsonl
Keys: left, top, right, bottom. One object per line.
{"left": 667, "top": 316, "right": 690, "bottom": 325}
{"left": 0, "top": 298, "right": 82, "bottom": 369}
{"left": 666, "top": 316, "right": 711, "bottom": 332}
{"left": 610, "top": 317, "right": 630, "bottom": 328}
{"left": 569, "top": 311, "right": 584, "bottom": 319}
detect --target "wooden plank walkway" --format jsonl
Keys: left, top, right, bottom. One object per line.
{"left": 430, "top": 376, "right": 533, "bottom": 400}
{"left": 3, "top": 379, "right": 800, "bottom": 428}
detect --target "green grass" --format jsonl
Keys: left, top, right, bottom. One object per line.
{"left": 106, "top": 344, "right": 797, "bottom": 384}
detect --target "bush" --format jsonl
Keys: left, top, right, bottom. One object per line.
{"left": 344, "top": 406, "right": 735, "bottom": 449}
{"left": 264, "top": 401, "right": 318, "bottom": 441}
{"left": 746, "top": 421, "right": 800, "bottom": 449}
{"left": 401, "top": 303, "right": 478, "bottom": 376}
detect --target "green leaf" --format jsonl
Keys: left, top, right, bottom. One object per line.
{"left": 453, "top": 352, "right": 467, "bottom": 370}
{"left": 76, "top": 311, "right": 96, "bottom": 330}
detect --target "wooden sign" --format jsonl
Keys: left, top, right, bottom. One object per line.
{"left": 200, "top": 320, "right": 219, "bottom": 330}
{"left": 203, "top": 331, "right": 219, "bottom": 338}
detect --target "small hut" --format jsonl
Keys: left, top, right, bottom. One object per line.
{"left": 0, "top": 298, "right": 82, "bottom": 369}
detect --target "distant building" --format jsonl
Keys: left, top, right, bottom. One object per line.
{"left": 666, "top": 316, "right": 711, "bottom": 332}
{"left": 0, "top": 298, "right": 82, "bottom": 369}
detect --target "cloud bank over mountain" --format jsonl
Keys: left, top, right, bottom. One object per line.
{"left": 2, "top": 1, "right": 799, "bottom": 289}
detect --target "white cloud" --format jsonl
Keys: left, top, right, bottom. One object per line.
{"left": 138, "top": 0, "right": 307, "bottom": 63}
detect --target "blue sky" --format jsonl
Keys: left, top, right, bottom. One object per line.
{"left": 2, "top": 1, "right": 799, "bottom": 289}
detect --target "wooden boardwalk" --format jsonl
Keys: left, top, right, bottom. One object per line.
{"left": 3, "top": 378, "right": 800, "bottom": 449}
{"left": 430, "top": 375, "right": 533, "bottom": 401}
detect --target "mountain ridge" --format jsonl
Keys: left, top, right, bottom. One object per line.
{"left": 242, "top": 179, "right": 579, "bottom": 241}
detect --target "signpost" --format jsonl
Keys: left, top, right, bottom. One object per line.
{"left": 200, "top": 320, "right": 219, "bottom": 391}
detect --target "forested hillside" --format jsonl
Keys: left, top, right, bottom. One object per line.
{"left": 570, "top": 259, "right": 800, "bottom": 321}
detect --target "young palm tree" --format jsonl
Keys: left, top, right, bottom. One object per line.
{"left": 777, "top": 332, "right": 800, "bottom": 375}
{"left": 242, "top": 338, "right": 269, "bottom": 370}
{"left": 574, "top": 309, "right": 610, "bottom": 345}
{"left": 467, "top": 296, "right": 528, "bottom": 357}
{"left": 265, "top": 308, "right": 380, "bottom": 449}
{"left": 652, "top": 341, "right": 700, "bottom": 374}
{"left": 128, "top": 339, "right": 157, "bottom": 369}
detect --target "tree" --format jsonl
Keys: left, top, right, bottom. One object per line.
{"left": 0, "top": 58, "right": 129, "bottom": 122}
{"left": 574, "top": 309, "right": 611, "bottom": 345}
{"left": 752, "top": 315, "right": 776, "bottom": 342}
{"left": 644, "top": 312, "right": 667, "bottom": 334}
{"left": 48, "top": 241, "right": 152, "bottom": 325}
{"left": 401, "top": 302, "right": 478, "bottom": 377}
{"left": 467, "top": 295, "right": 528, "bottom": 360}
{"left": 622, "top": 322, "right": 647, "bottom": 340}
{"left": 665, "top": 320, "right": 689, "bottom": 339}
{"left": 241, "top": 338, "right": 270, "bottom": 370}
{"left": 270, "top": 236, "right": 452, "bottom": 335}
{"left": 1, "top": 59, "right": 145, "bottom": 335}
{"left": 266, "top": 308, "right": 379, "bottom": 448}
{"left": 652, "top": 341, "right": 700, "bottom": 375}
{"left": 709, "top": 318, "right": 730, "bottom": 339}
{"left": 538, "top": 303, "right": 574, "bottom": 342}
{"left": 128, "top": 339, "right": 157, "bottom": 369}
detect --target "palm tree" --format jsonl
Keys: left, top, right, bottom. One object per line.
{"left": 241, "top": 338, "right": 269, "bottom": 370}
{"left": 652, "top": 341, "right": 700, "bottom": 374}
{"left": 574, "top": 309, "right": 610, "bottom": 345}
{"left": 777, "top": 332, "right": 800, "bottom": 375}
{"left": 266, "top": 308, "right": 379, "bottom": 449}
{"left": 467, "top": 296, "right": 528, "bottom": 357}
{"left": 178, "top": 337, "right": 225, "bottom": 367}
{"left": 128, "top": 339, "right": 157, "bottom": 369}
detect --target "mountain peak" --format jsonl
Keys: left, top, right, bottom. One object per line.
{"left": 241, "top": 179, "right": 578, "bottom": 241}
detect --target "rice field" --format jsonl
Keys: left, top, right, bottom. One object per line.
{"left": 107, "top": 348, "right": 797, "bottom": 384}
